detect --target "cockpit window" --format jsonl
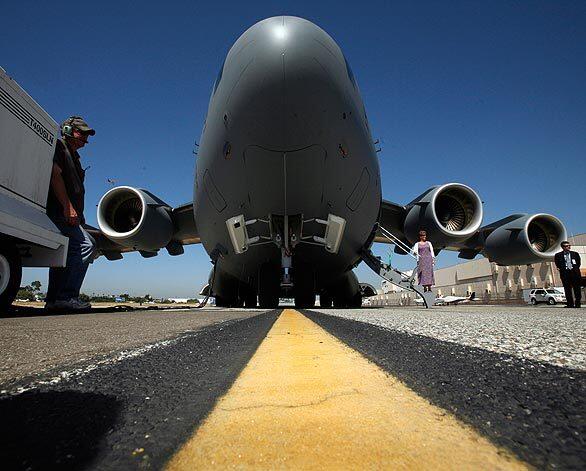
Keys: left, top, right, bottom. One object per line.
{"left": 212, "top": 58, "right": 226, "bottom": 95}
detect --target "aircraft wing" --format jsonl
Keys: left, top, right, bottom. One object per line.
{"left": 371, "top": 183, "right": 566, "bottom": 266}
{"left": 87, "top": 200, "right": 200, "bottom": 261}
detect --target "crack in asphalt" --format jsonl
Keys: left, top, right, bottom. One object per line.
{"left": 218, "top": 389, "right": 362, "bottom": 412}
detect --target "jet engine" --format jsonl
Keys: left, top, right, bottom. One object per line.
{"left": 403, "top": 183, "right": 483, "bottom": 247}
{"left": 482, "top": 213, "right": 566, "bottom": 266}
{"left": 97, "top": 186, "right": 174, "bottom": 252}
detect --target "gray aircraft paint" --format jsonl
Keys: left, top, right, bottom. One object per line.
{"left": 194, "top": 16, "right": 381, "bottom": 301}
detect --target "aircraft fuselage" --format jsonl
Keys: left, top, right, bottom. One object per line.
{"left": 193, "top": 16, "right": 381, "bottom": 305}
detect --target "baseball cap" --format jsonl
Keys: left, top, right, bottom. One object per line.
{"left": 64, "top": 116, "right": 96, "bottom": 135}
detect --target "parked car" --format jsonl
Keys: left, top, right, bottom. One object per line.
{"left": 529, "top": 288, "right": 566, "bottom": 305}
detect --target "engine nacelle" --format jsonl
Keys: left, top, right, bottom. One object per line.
{"left": 403, "top": 183, "right": 483, "bottom": 247}
{"left": 97, "top": 186, "right": 173, "bottom": 251}
{"left": 483, "top": 214, "right": 566, "bottom": 266}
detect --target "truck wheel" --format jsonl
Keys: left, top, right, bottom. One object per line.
{"left": 530, "top": 298, "right": 537, "bottom": 305}
{"left": 0, "top": 242, "right": 22, "bottom": 313}
{"left": 548, "top": 298, "right": 556, "bottom": 305}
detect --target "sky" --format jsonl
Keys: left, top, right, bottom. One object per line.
{"left": 2, "top": 1, "right": 585, "bottom": 297}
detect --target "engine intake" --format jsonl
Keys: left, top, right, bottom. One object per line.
{"left": 403, "top": 183, "right": 483, "bottom": 247}
{"left": 97, "top": 186, "right": 173, "bottom": 251}
{"left": 483, "top": 214, "right": 566, "bottom": 265}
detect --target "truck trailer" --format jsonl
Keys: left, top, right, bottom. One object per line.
{"left": 0, "top": 66, "right": 68, "bottom": 311}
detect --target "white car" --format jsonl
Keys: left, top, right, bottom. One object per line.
{"left": 529, "top": 289, "right": 566, "bottom": 305}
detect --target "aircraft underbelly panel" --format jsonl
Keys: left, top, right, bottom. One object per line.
{"left": 243, "top": 145, "right": 326, "bottom": 218}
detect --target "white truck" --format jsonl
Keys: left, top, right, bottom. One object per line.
{"left": 0, "top": 67, "right": 68, "bottom": 311}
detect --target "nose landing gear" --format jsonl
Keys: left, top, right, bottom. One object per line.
{"left": 226, "top": 212, "right": 347, "bottom": 309}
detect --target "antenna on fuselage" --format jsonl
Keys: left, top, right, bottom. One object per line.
{"left": 192, "top": 140, "right": 199, "bottom": 156}
{"left": 374, "top": 138, "right": 382, "bottom": 154}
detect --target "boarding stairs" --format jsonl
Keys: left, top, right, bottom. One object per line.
{"left": 361, "top": 225, "right": 436, "bottom": 308}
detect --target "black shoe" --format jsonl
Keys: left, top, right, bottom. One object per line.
{"left": 564, "top": 305, "right": 575, "bottom": 308}
{"left": 576, "top": 304, "right": 581, "bottom": 308}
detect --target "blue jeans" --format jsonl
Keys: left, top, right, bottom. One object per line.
{"left": 47, "top": 223, "right": 97, "bottom": 302}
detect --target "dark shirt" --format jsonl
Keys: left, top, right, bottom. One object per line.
{"left": 46, "top": 138, "right": 86, "bottom": 224}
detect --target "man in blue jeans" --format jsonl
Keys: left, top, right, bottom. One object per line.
{"left": 45, "top": 116, "right": 97, "bottom": 311}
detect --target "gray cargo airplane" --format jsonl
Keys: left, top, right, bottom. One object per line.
{"left": 90, "top": 16, "right": 566, "bottom": 308}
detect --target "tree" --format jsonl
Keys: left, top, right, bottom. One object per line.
{"left": 133, "top": 296, "right": 146, "bottom": 305}
{"left": 16, "top": 287, "right": 35, "bottom": 301}
{"left": 31, "top": 280, "right": 42, "bottom": 292}
{"left": 79, "top": 293, "right": 90, "bottom": 302}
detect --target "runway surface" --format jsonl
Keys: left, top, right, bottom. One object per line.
{"left": 0, "top": 308, "right": 262, "bottom": 384}
{"left": 314, "top": 305, "right": 586, "bottom": 370}
{"left": 0, "top": 306, "right": 584, "bottom": 469}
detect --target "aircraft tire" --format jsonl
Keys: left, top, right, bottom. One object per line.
{"left": 217, "top": 296, "right": 243, "bottom": 308}
{"left": 244, "top": 292, "right": 258, "bottom": 308}
{"left": 294, "top": 294, "right": 315, "bottom": 309}
{"left": 259, "top": 264, "right": 280, "bottom": 309}
{"left": 333, "top": 296, "right": 347, "bottom": 308}
{"left": 320, "top": 292, "right": 333, "bottom": 308}
{"left": 293, "top": 265, "right": 315, "bottom": 308}
{"left": 259, "top": 292, "right": 279, "bottom": 309}
{"left": 214, "top": 295, "right": 228, "bottom": 308}
{"left": 0, "top": 241, "right": 22, "bottom": 314}
{"left": 349, "top": 292, "right": 362, "bottom": 308}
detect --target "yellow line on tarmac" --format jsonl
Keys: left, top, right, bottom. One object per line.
{"left": 167, "top": 309, "right": 528, "bottom": 470}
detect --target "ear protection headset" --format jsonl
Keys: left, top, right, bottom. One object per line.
{"left": 61, "top": 116, "right": 81, "bottom": 137}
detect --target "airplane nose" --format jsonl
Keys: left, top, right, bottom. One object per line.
{"left": 216, "top": 16, "right": 353, "bottom": 151}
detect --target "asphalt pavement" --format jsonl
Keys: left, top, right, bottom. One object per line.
{"left": 305, "top": 307, "right": 586, "bottom": 469}
{"left": 0, "top": 310, "right": 279, "bottom": 470}
{"left": 313, "top": 305, "right": 586, "bottom": 370}
{"left": 0, "top": 305, "right": 583, "bottom": 469}
{"left": 0, "top": 307, "right": 262, "bottom": 385}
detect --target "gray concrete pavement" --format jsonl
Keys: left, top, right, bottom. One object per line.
{"left": 0, "top": 308, "right": 266, "bottom": 384}
{"left": 313, "top": 305, "right": 586, "bottom": 370}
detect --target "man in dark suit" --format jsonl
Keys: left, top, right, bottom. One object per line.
{"left": 554, "top": 241, "right": 582, "bottom": 308}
